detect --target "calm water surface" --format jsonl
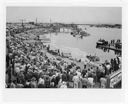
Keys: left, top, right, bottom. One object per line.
{"left": 41, "top": 25, "right": 121, "bottom": 62}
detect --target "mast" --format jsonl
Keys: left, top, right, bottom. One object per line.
{"left": 50, "top": 18, "right": 51, "bottom": 38}
{"left": 19, "top": 19, "right": 26, "bottom": 30}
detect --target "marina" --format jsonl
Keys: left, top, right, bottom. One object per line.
{"left": 6, "top": 7, "right": 122, "bottom": 89}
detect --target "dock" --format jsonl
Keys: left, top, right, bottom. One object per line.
{"left": 96, "top": 45, "right": 121, "bottom": 52}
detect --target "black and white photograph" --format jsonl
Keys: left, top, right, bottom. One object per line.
{"left": 6, "top": 7, "right": 122, "bottom": 89}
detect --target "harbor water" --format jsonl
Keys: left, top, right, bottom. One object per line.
{"left": 40, "top": 25, "right": 121, "bottom": 62}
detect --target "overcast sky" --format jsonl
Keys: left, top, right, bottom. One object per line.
{"left": 6, "top": 7, "right": 122, "bottom": 24}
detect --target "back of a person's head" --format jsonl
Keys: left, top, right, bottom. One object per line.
{"left": 74, "top": 73, "right": 77, "bottom": 76}
{"left": 88, "top": 69, "right": 90, "bottom": 71}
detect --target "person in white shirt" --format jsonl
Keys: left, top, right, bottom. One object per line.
{"left": 72, "top": 73, "right": 80, "bottom": 88}
{"left": 100, "top": 77, "right": 107, "bottom": 88}
{"left": 88, "top": 77, "right": 94, "bottom": 88}
{"left": 38, "top": 77, "right": 45, "bottom": 85}
{"left": 60, "top": 81, "right": 67, "bottom": 88}
{"left": 38, "top": 77, "right": 45, "bottom": 88}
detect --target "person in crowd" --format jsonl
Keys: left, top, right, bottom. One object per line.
{"left": 87, "top": 76, "right": 94, "bottom": 88}
{"left": 100, "top": 77, "right": 107, "bottom": 88}
{"left": 81, "top": 75, "right": 88, "bottom": 88}
{"left": 10, "top": 80, "right": 17, "bottom": 88}
{"left": 44, "top": 76, "right": 50, "bottom": 88}
{"left": 30, "top": 77, "right": 37, "bottom": 88}
{"left": 72, "top": 73, "right": 80, "bottom": 88}
{"left": 60, "top": 81, "right": 67, "bottom": 88}
{"left": 38, "top": 76, "right": 45, "bottom": 88}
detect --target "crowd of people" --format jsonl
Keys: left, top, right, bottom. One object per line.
{"left": 6, "top": 28, "right": 121, "bottom": 88}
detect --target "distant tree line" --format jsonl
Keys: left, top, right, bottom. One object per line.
{"left": 89, "top": 24, "right": 121, "bottom": 29}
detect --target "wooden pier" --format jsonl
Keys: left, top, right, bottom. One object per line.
{"left": 97, "top": 45, "right": 121, "bottom": 52}
{"left": 96, "top": 43, "right": 122, "bottom": 56}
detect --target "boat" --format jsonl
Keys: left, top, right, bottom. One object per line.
{"left": 86, "top": 55, "right": 100, "bottom": 62}
{"left": 71, "top": 30, "right": 90, "bottom": 38}
{"left": 79, "top": 31, "right": 90, "bottom": 37}
{"left": 62, "top": 52, "right": 72, "bottom": 58}
{"left": 96, "top": 39, "right": 108, "bottom": 46}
